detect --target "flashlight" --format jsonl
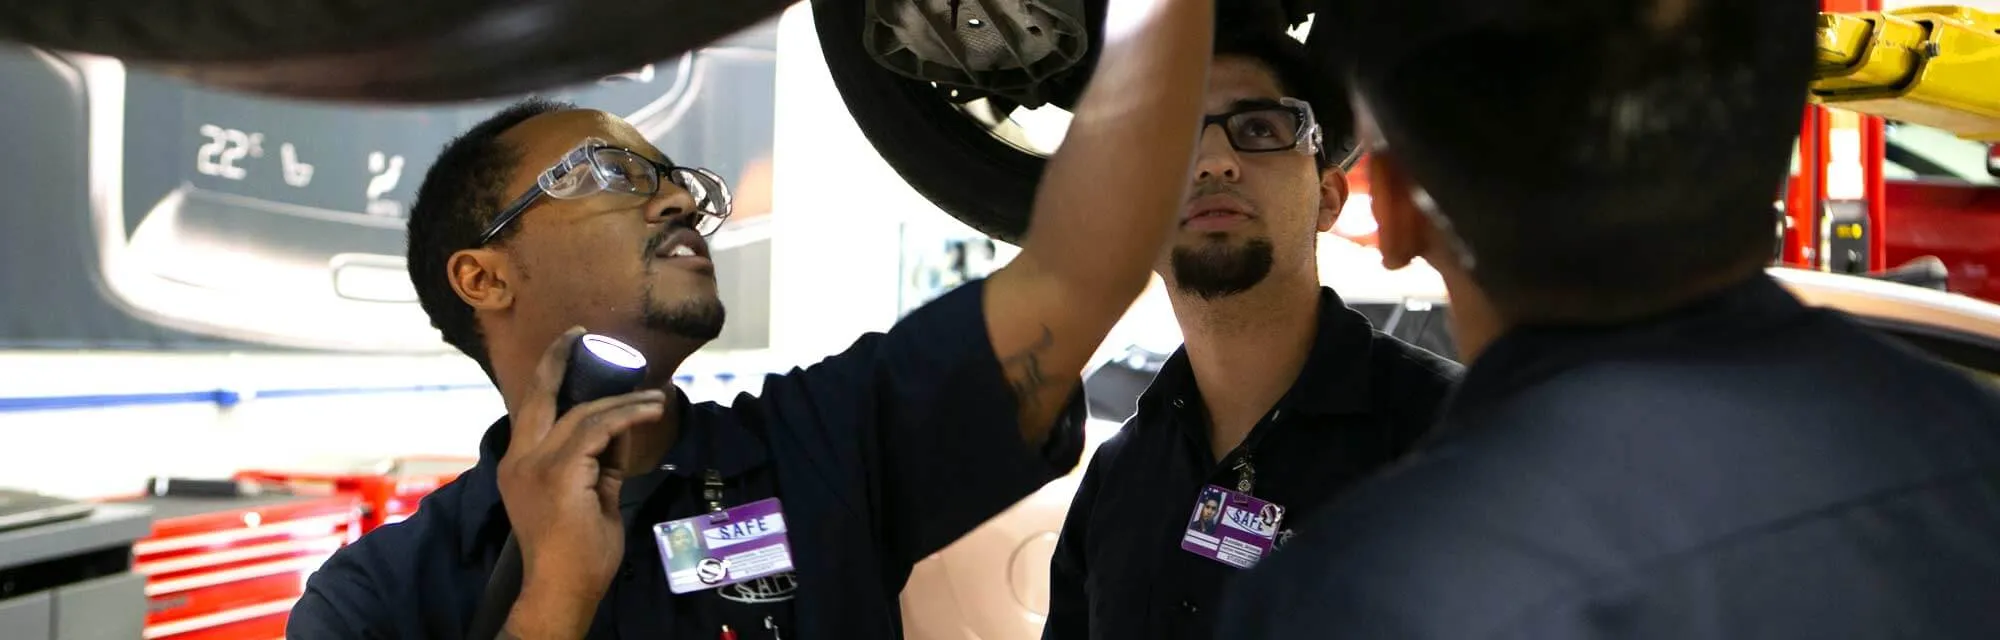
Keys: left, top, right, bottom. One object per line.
{"left": 466, "top": 332, "right": 649, "bottom": 640}
{"left": 556, "top": 333, "right": 649, "bottom": 416}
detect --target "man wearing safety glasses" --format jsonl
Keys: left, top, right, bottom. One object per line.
{"left": 1041, "top": 30, "right": 1460, "bottom": 640}
{"left": 285, "top": 0, "right": 1220, "bottom": 636}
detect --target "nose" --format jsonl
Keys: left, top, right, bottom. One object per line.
{"left": 646, "top": 183, "right": 700, "bottom": 226}
{"left": 1193, "top": 125, "right": 1241, "bottom": 184}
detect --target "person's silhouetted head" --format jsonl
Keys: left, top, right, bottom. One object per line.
{"left": 1332, "top": 0, "right": 1814, "bottom": 329}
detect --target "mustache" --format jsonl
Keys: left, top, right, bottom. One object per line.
{"left": 1189, "top": 183, "right": 1248, "bottom": 201}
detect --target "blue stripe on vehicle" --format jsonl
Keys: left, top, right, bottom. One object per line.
{"left": 0, "top": 383, "right": 489, "bottom": 413}
{"left": 0, "top": 371, "right": 770, "bottom": 414}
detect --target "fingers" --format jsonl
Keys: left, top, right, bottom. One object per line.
{"left": 554, "top": 391, "right": 665, "bottom": 475}
{"left": 501, "top": 390, "right": 662, "bottom": 495}
{"left": 518, "top": 326, "right": 589, "bottom": 446}
{"left": 602, "top": 429, "right": 631, "bottom": 480}
{"left": 595, "top": 463, "right": 626, "bottom": 515}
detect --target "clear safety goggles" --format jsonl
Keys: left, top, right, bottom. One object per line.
{"left": 1204, "top": 97, "right": 1331, "bottom": 160}
{"left": 476, "top": 137, "right": 733, "bottom": 246}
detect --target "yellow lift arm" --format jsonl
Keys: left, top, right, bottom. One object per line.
{"left": 1812, "top": 4, "right": 2000, "bottom": 142}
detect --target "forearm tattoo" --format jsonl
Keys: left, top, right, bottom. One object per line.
{"left": 1001, "top": 325, "right": 1063, "bottom": 414}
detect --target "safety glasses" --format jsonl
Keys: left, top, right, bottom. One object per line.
{"left": 1203, "top": 96, "right": 1327, "bottom": 159}
{"left": 475, "top": 137, "right": 733, "bottom": 246}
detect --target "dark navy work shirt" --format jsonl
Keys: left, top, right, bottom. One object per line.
{"left": 1044, "top": 287, "right": 1462, "bottom": 640}
{"left": 287, "top": 279, "right": 1086, "bottom": 639}
{"left": 1223, "top": 274, "right": 2000, "bottom": 638}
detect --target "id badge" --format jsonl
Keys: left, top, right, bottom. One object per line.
{"left": 653, "top": 497, "right": 796, "bottom": 594}
{"left": 1180, "top": 484, "right": 1285, "bottom": 569}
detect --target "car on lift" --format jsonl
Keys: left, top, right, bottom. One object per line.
{"left": 0, "top": 1, "right": 1994, "bottom": 299}
{"left": 0, "top": 0, "right": 1325, "bottom": 248}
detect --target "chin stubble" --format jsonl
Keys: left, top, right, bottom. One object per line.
{"left": 640, "top": 281, "right": 727, "bottom": 342}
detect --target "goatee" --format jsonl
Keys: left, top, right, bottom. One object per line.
{"left": 1170, "top": 236, "right": 1275, "bottom": 300}
{"left": 641, "top": 288, "right": 727, "bottom": 342}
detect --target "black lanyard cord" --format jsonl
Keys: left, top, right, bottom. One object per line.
{"left": 699, "top": 416, "right": 727, "bottom": 513}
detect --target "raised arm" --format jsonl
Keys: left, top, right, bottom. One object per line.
{"left": 984, "top": 0, "right": 1215, "bottom": 442}
{"left": 744, "top": 0, "right": 1215, "bottom": 575}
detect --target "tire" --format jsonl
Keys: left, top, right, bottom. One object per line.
{"left": 811, "top": 0, "right": 1105, "bottom": 245}
{"left": 0, "top": 0, "right": 798, "bottom": 102}
{"left": 813, "top": 0, "right": 1322, "bottom": 244}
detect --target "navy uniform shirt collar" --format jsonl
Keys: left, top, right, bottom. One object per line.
{"left": 454, "top": 391, "right": 771, "bottom": 560}
{"left": 1136, "top": 286, "right": 1379, "bottom": 418}
{"left": 1436, "top": 273, "right": 1810, "bottom": 439}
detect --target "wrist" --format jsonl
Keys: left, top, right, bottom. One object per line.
{"left": 507, "top": 576, "right": 602, "bottom": 639}
{"left": 519, "top": 545, "right": 616, "bottom": 601}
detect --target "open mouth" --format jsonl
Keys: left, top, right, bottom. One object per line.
{"left": 651, "top": 228, "right": 714, "bottom": 273}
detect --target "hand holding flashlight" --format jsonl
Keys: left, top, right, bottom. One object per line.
{"left": 489, "top": 327, "right": 652, "bottom": 638}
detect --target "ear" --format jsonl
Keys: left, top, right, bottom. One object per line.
{"left": 447, "top": 248, "right": 516, "bottom": 313}
{"left": 1315, "top": 165, "right": 1350, "bottom": 234}
{"left": 1366, "top": 153, "right": 1430, "bottom": 271}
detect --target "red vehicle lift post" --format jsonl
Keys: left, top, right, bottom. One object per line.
{"left": 1790, "top": 0, "right": 1889, "bottom": 272}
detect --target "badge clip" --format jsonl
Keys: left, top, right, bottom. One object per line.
{"left": 703, "top": 469, "right": 725, "bottom": 513}
{"left": 1233, "top": 459, "right": 1256, "bottom": 493}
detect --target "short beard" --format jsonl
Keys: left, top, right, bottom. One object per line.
{"left": 1170, "top": 236, "right": 1275, "bottom": 300}
{"left": 641, "top": 286, "right": 727, "bottom": 342}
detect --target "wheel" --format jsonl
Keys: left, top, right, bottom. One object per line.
{"left": 814, "top": 0, "right": 1330, "bottom": 244}
{"left": 811, "top": 0, "right": 1102, "bottom": 244}
{"left": 0, "top": 0, "right": 798, "bottom": 102}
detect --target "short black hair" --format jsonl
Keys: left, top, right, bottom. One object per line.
{"left": 1213, "top": 28, "right": 1355, "bottom": 171}
{"left": 407, "top": 97, "right": 577, "bottom": 371}
{"left": 1336, "top": 0, "right": 1814, "bottom": 321}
